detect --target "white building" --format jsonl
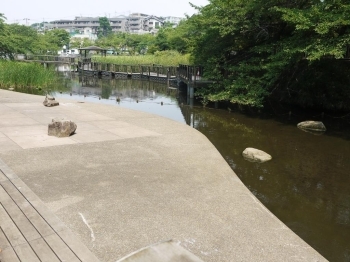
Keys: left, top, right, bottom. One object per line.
{"left": 49, "top": 13, "right": 183, "bottom": 35}
{"left": 163, "top": 16, "right": 183, "bottom": 27}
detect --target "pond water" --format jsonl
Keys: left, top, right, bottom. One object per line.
{"left": 6, "top": 74, "right": 350, "bottom": 261}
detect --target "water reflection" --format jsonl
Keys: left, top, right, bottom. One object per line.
{"left": 54, "top": 75, "right": 186, "bottom": 123}
{"left": 180, "top": 106, "right": 350, "bottom": 261}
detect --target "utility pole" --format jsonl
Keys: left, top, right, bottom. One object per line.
{"left": 23, "top": 18, "right": 30, "bottom": 26}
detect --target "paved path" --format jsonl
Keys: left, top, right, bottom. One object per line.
{"left": 0, "top": 89, "right": 326, "bottom": 261}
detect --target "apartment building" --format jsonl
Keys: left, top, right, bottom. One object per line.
{"left": 143, "top": 15, "right": 165, "bottom": 32}
{"left": 163, "top": 16, "right": 183, "bottom": 26}
{"left": 50, "top": 13, "right": 182, "bottom": 35}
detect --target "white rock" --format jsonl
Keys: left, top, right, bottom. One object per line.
{"left": 242, "top": 148, "right": 272, "bottom": 163}
{"left": 297, "top": 121, "right": 326, "bottom": 132}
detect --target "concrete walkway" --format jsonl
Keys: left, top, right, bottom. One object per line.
{"left": 0, "top": 89, "right": 326, "bottom": 262}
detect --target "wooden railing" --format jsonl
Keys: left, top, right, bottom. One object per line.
{"left": 178, "top": 64, "right": 204, "bottom": 83}
{"left": 25, "top": 55, "right": 78, "bottom": 64}
{"left": 17, "top": 56, "right": 205, "bottom": 83}
{"left": 78, "top": 62, "right": 178, "bottom": 76}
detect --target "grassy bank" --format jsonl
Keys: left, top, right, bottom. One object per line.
{"left": 93, "top": 51, "right": 191, "bottom": 66}
{"left": 0, "top": 61, "right": 57, "bottom": 89}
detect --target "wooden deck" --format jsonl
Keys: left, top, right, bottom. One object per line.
{"left": 0, "top": 159, "right": 100, "bottom": 262}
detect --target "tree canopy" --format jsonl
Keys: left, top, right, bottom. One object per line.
{"left": 0, "top": 14, "right": 71, "bottom": 58}
{"left": 185, "top": 0, "right": 350, "bottom": 110}
{"left": 98, "top": 17, "right": 112, "bottom": 38}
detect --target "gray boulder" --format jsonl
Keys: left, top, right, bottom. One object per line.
{"left": 242, "top": 148, "right": 272, "bottom": 163}
{"left": 43, "top": 95, "right": 59, "bottom": 107}
{"left": 297, "top": 121, "right": 326, "bottom": 132}
{"left": 48, "top": 118, "right": 77, "bottom": 137}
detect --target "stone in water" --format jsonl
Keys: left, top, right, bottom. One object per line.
{"left": 297, "top": 121, "right": 326, "bottom": 132}
{"left": 242, "top": 148, "right": 272, "bottom": 163}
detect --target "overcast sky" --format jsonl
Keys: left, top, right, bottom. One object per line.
{"left": 2, "top": 0, "right": 209, "bottom": 25}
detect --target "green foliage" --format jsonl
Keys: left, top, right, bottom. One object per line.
{"left": 43, "top": 29, "right": 70, "bottom": 50}
{"left": 70, "top": 38, "right": 94, "bottom": 49}
{"left": 0, "top": 14, "right": 70, "bottom": 58}
{"left": 0, "top": 61, "right": 57, "bottom": 88}
{"left": 94, "top": 33, "right": 156, "bottom": 55}
{"left": 149, "top": 20, "right": 194, "bottom": 54}
{"left": 93, "top": 51, "right": 190, "bottom": 66}
{"left": 154, "top": 28, "right": 171, "bottom": 51}
{"left": 0, "top": 13, "right": 15, "bottom": 59}
{"left": 188, "top": 0, "right": 350, "bottom": 110}
{"left": 0, "top": 14, "right": 45, "bottom": 58}
{"left": 98, "top": 17, "right": 112, "bottom": 38}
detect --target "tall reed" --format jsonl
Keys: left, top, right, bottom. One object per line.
{"left": 93, "top": 51, "right": 191, "bottom": 66}
{"left": 0, "top": 61, "right": 57, "bottom": 89}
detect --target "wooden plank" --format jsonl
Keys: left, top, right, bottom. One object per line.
{"left": 0, "top": 184, "right": 14, "bottom": 204}
{"left": 0, "top": 167, "right": 18, "bottom": 180}
{"left": 0, "top": 160, "right": 18, "bottom": 180}
{"left": 0, "top": 226, "right": 11, "bottom": 250}
{"left": 13, "top": 243, "right": 41, "bottom": 262}
{"left": 0, "top": 246, "right": 20, "bottom": 262}
{"left": 0, "top": 206, "right": 26, "bottom": 247}
{"left": 58, "top": 228, "right": 100, "bottom": 262}
{"left": 45, "top": 233, "right": 81, "bottom": 262}
{"left": 7, "top": 178, "right": 38, "bottom": 202}
{"left": 1, "top": 180, "right": 55, "bottom": 237}
{"left": 0, "top": 186, "right": 41, "bottom": 242}
{"left": 28, "top": 238, "right": 60, "bottom": 262}
{"left": 9, "top": 179, "right": 68, "bottom": 233}
{"left": 0, "top": 170, "right": 8, "bottom": 182}
{"left": 0, "top": 161, "right": 99, "bottom": 262}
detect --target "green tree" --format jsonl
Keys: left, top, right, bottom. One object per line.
{"left": 0, "top": 13, "right": 13, "bottom": 59}
{"left": 154, "top": 27, "right": 171, "bottom": 51}
{"left": 0, "top": 15, "right": 44, "bottom": 59}
{"left": 189, "top": 0, "right": 350, "bottom": 110}
{"left": 95, "top": 32, "right": 156, "bottom": 55}
{"left": 44, "top": 29, "right": 70, "bottom": 49}
{"left": 167, "top": 19, "right": 194, "bottom": 53}
{"left": 70, "top": 37, "right": 94, "bottom": 49}
{"left": 98, "top": 17, "right": 112, "bottom": 38}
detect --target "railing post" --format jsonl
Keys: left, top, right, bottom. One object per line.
{"left": 187, "top": 66, "right": 189, "bottom": 81}
{"left": 167, "top": 68, "right": 170, "bottom": 87}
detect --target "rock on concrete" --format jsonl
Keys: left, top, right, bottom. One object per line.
{"left": 43, "top": 96, "right": 59, "bottom": 107}
{"left": 48, "top": 118, "right": 77, "bottom": 137}
{"left": 297, "top": 121, "right": 326, "bottom": 132}
{"left": 242, "top": 147, "right": 272, "bottom": 163}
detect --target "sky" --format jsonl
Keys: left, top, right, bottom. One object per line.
{"left": 2, "top": 0, "right": 209, "bottom": 25}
